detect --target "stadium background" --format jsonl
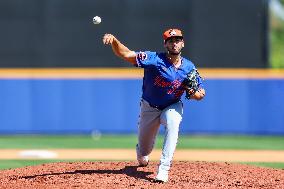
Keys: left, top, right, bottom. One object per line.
{"left": 0, "top": 0, "right": 284, "bottom": 169}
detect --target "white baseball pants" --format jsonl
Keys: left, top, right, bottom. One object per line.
{"left": 137, "top": 98, "right": 183, "bottom": 172}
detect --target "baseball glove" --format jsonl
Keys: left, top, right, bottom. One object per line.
{"left": 183, "top": 69, "right": 202, "bottom": 99}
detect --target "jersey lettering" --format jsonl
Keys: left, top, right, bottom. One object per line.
{"left": 154, "top": 75, "right": 183, "bottom": 97}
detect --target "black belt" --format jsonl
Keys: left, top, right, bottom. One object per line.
{"left": 148, "top": 103, "right": 165, "bottom": 110}
{"left": 148, "top": 101, "right": 180, "bottom": 111}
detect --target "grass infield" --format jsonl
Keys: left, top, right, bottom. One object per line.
{"left": 0, "top": 134, "right": 283, "bottom": 150}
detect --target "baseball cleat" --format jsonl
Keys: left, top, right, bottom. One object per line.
{"left": 136, "top": 144, "right": 149, "bottom": 167}
{"left": 155, "top": 170, "right": 169, "bottom": 183}
{"left": 137, "top": 155, "right": 149, "bottom": 167}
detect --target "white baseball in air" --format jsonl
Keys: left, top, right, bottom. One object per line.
{"left": 93, "top": 16, "right": 101, "bottom": 24}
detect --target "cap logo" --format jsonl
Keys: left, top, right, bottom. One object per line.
{"left": 169, "top": 30, "right": 177, "bottom": 36}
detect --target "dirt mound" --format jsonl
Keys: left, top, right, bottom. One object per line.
{"left": 0, "top": 161, "right": 283, "bottom": 189}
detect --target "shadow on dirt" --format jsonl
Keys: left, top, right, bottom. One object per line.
{"left": 20, "top": 165, "right": 153, "bottom": 182}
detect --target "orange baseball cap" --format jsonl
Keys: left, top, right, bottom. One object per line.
{"left": 163, "top": 28, "right": 183, "bottom": 41}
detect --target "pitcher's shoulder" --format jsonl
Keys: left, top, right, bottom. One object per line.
{"left": 182, "top": 57, "right": 196, "bottom": 69}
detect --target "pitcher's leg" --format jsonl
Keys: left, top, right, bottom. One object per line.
{"left": 156, "top": 101, "right": 183, "bottom": 182}
{"left": 137, "top": 99, "right": 161, "bottom": 163}
{"left": 138, "top": 116, "right": 160, "bottom": 156}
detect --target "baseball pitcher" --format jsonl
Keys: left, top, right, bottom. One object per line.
{"left": 103, "top": 28, "right": 205, "bottom": 183}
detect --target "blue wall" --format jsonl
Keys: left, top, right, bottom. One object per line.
{"left": 0, "top": 78, "right": 283, "bottom": 135}
{"left": 184, "top": 79, "right": 284, "bottom": 134}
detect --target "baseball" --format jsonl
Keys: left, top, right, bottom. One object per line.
{"left": 93, "top": 16, "right": 101, "bottom": 24}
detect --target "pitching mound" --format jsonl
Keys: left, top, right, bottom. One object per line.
{"left": 0, "top": 161, "right": 283, "bottom": 189}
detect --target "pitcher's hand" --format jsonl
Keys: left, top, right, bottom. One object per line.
{"left": 103, "top": 34, "right": 116, "bottom": 45}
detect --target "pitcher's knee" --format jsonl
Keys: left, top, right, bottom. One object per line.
{"left": 161, "top": 112, "right": 182, "bottom": 127}
{"left": 163, "top": 118, "right": 182, "bottom": 128}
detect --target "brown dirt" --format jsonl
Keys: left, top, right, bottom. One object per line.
{"left": 0, "top": 161, "right": 283, "bottom": 189}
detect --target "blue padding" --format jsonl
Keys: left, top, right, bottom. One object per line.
{"left": 182, "top": 79, "right": 284, "bottom": 134}
{"left": 0, "top": 79, "right": 283, "bottom": 134}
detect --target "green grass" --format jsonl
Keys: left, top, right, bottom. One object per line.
{"left": 0, "top": 160, "right": 66, "bottom": 170}
{"left": 0, "top": 135, "right": 137, "bottom": 149}
{"left": 0, "top": 160, "right": 109, "bottom": 170}
{"left": 242, "top": 162, "right": 284, "bottom": 169}
{"left": 0, "top": 134, "right": 284, "bottom": 150}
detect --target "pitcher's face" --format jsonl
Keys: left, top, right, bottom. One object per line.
{"left": 164, "top": 37, "right": 184, "bottom": 55}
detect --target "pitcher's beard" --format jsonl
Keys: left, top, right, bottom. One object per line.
{"left": 167, "top": 47, "right": 182, "bottom": 56}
